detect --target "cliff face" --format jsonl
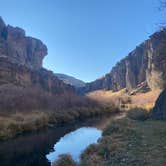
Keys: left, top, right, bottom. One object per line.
{"left": 84, "top": 29, "right": 166, "bottom": 93}
{"left": 0, "top": 58, "right": 73, "bottom": 94}
{"left": 0, "top": 17, "right": 74, "bottom": 107}
{"left": 0, "top": 17, "right": 47, "bottom": 70}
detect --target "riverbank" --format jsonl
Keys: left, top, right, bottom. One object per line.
{"left": 0, "top": 106, "right": 120, "bottom": 141}
{"left": 0, "top": 113, "right": 123, "bottom": 166}
{"left": 80, "top": 116, "right": 166, "bottom": 166}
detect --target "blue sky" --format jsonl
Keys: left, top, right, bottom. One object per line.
{"left": 0, "top": 0, "right": 164, "bottom": 82}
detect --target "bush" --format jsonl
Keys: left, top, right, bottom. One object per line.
{"left": 127, "top": 108, "right": 149, "bottom": 121}
{"left": 53, "top": 154, "right": 77, "bottom": 166}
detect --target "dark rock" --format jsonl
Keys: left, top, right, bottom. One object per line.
{"left": 151, "top": 88, "right": 166, "bottom": 119}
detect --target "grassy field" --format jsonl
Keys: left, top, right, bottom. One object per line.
{"left": 80, "top": 116, "right": 166, "bottom": 166}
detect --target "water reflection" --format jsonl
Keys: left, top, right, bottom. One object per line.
{"left": 0, "top": 124, "right": 79, "bottom": 166}
{"left": 46, "top": 127, "right": 101, "bottom": 164}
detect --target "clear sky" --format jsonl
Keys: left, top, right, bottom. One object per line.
{"left": 0, "top": 0, "right": 164, "bottom": 82}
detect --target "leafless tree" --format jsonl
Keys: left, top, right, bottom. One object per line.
{"left": 159, "top": 0, "right": 166, "bottom": 10}
{"left": 158, "top": 0, "right": 166, "bottom": 28}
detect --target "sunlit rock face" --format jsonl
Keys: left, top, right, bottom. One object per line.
{"left": 83, "top": 29, "right": 166, "bottom": 93}
{"left": 0, "top": 17, "right": 47, "bottom": 70}
{"left": 152, "top": 88, "right": 166, "bottom": 119}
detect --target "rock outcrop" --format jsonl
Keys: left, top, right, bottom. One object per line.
{"left": 152, "top": 88, "right": 166, "bottom": 119}
{"left": 83, "top": 29, "right": 166, "bottom": 94}
{"left": 0, "top": 58, "right": 74, "bottom": 94}
{"left": 0, "top": 17, "right": 47, "bottom": 70}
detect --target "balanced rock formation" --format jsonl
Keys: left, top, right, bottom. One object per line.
{"left": 152, "top": 88, "right": 166, "bottom": 119}
{"left": 83, "top": 29, "right": 166, "bottom": 94}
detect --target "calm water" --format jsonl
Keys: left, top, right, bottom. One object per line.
{"left": 0, "top": 114, "right": 118, "bottom": 166}
{"left": 46, "top": 127, "right": 101, "bottom": 164}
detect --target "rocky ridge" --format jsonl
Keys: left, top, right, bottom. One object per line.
{"left": 55, "top": 73, "right": 85, "bottom": 88}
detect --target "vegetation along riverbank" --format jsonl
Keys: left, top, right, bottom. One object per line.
{"left": 54, "top": 108, "right": 166, "bottom": 166}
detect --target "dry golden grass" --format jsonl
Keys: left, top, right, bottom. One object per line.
{"left": 131, "top": 89, "right": 161, "bottom": 110}
{"left": 87, "top": 89, "right": 161, "bottom": 111}
{"left": 0, "top": 105, "right": 120, "bottom": 141}
{"left": 86, "top": 89, "right": 129, "bottom": 107}
{"left": 0, "top": 111, "right": 49, "bottom": 140}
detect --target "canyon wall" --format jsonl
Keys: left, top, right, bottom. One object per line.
{"left": 83, "top": 29, "right": 166, "bottom": 94}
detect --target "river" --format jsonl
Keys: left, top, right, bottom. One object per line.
{"left": 0, "top": 113, "right": 123, "bottom": 166}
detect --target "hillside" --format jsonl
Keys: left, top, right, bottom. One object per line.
{"left": 55, "top": 73, "right": 85, "bottom": 87}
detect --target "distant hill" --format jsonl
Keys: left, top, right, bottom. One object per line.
{"left": 55, "top": 73, "right": 85, "bottom": 87}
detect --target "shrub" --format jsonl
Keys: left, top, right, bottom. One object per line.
{"left": 53, "top": 154, "right": 77, "bottom": 166}
{"left": 127, "top": 108, "right": 149, "bottom": 121}
{"left": 102, "top": 121, "right": 121, "bottom": 136}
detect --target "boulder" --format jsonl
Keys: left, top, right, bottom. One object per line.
{"left": 152, "top": 88, "right": 166, "bottom": 119}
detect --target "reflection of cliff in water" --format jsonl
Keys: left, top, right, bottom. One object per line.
{"left": 0, "top": 125, "right": 78, "bottom": 166}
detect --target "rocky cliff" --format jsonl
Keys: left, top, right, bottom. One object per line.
{"left": 0, "top": 17, "right": 75, "bottom": 111}
{"left": 83, "top": 29, "right": 166, "bottom": 94}
{"left": 0, "top": 58, "right": 73, "bottom": 94}
{"left": 0, "top": 17, "right": 74, "bottom": 94}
